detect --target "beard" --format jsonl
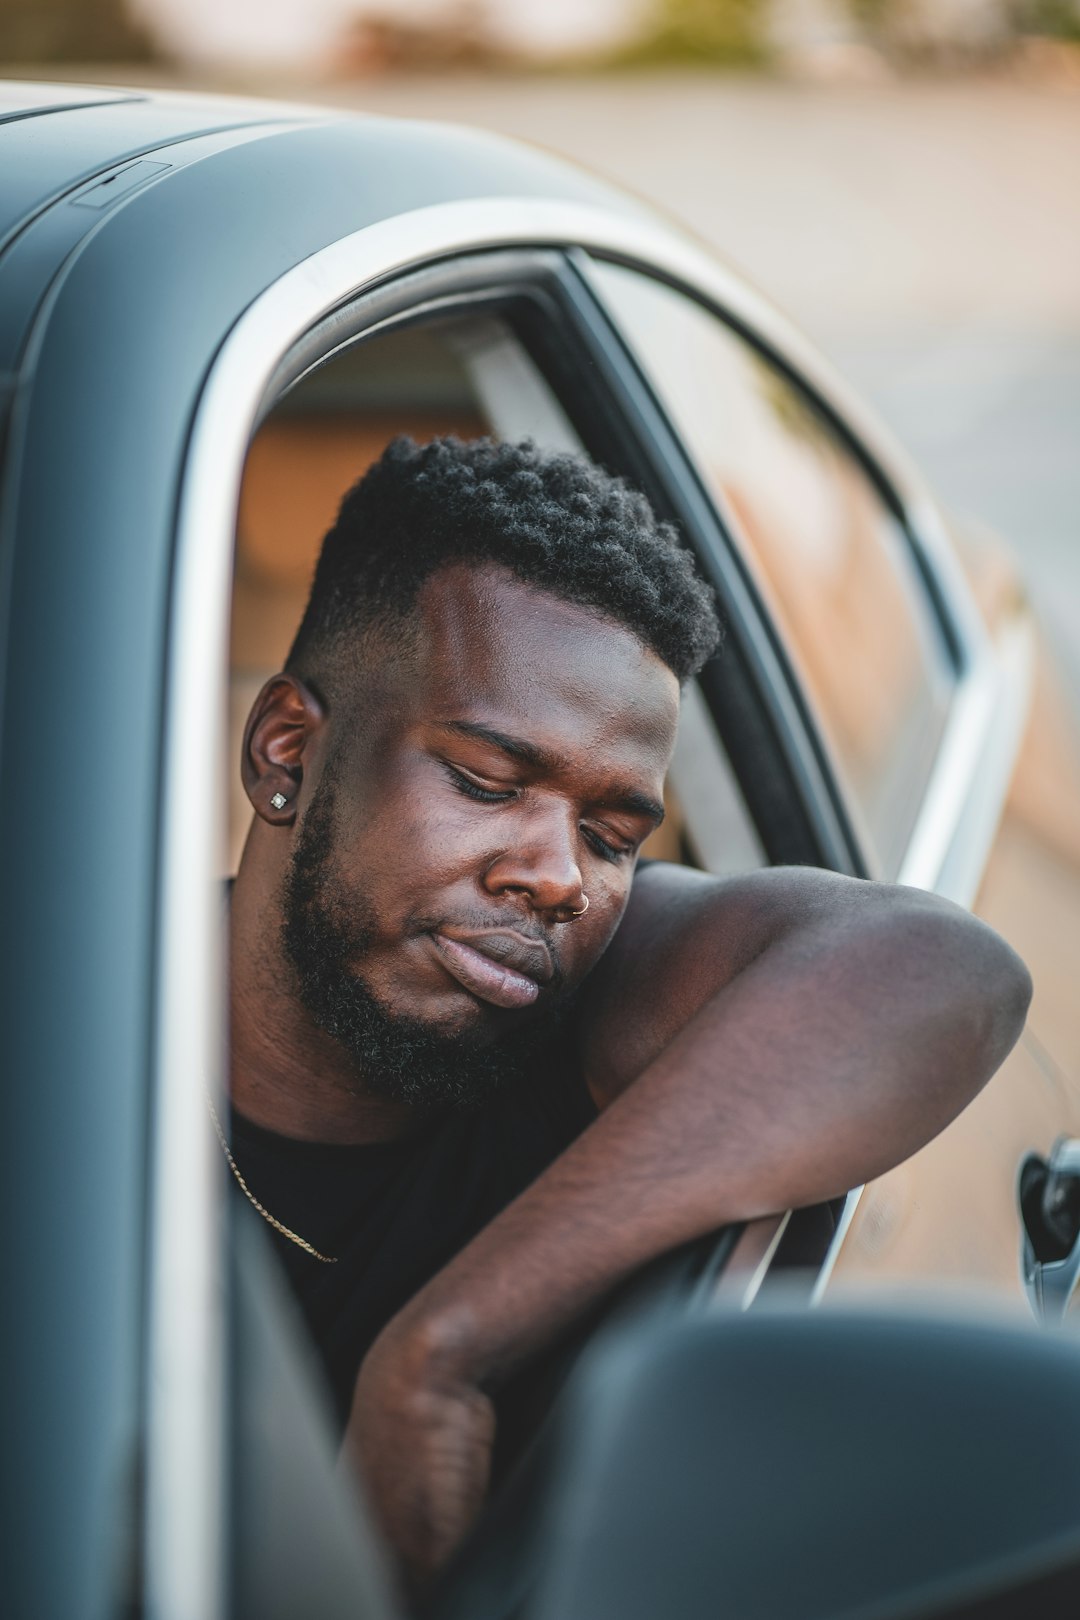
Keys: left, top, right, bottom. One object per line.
{"left": 280, "top": 763, "right": 564, "bottom": 1111}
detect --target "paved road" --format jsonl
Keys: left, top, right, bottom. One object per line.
{"left": 304, "top": 70, "right": 1080, "bottom": 694}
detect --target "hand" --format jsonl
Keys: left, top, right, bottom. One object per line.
{"left": 341, "top": 1312, "right": 496, "bottom": 1602}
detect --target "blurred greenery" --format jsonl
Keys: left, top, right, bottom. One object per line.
{"left": 613, "top": 0, "right": 768, "bottom": 68}
{"left": 849, "top": 0, "right": 897, "bottom": 29}
{"left": 0, "top": 0, "right": 159, "bottom": 63}
{"left": 1015, "top": 0, "right": 1080, "bottom": 41}
{"left": 2, "top": 0, "right": 1076, "bottom": 76}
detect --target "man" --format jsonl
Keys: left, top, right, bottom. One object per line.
{"left": 227, "top": 435, "right": 1031, "bottom": 1595}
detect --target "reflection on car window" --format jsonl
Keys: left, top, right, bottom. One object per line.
{"left": 590, "top": 259, "right": 954, "bottom": 878}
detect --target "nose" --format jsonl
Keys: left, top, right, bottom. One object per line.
{"left": 481, "top": 802, "right": 586, "bottom": 919}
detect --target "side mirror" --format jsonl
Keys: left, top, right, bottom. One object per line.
{"left": 529, "top": 1302, "right": 1080, "bottom": 1620}
{"left": 1020, "top": 1138, "right": 1080, "bottom": 1323}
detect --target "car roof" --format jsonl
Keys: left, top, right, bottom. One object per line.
{"left": 0, "top": 81, "right": 140, "bottom": 122}
{"left": 0, "top": 82, "right": 316, "bottom": 250}
{"left": 0, "top": 81, "right": 662, "bottom": 410}
{"left": 0, "top": 80, "right": 647, "bottom": 255}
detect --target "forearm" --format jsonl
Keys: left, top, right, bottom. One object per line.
{"left": 384, "top": 890, "right": 1030, "bottom": 1392}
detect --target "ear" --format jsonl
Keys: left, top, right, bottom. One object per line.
{"left": 241, "top": 674, "right": 326, "bottom": 827}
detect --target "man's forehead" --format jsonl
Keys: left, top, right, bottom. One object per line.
{"left": 411, "top": 562, "right": 680, "bottom": 750}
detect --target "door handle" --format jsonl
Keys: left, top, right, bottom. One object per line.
{"left": 1019, "top": 1137, "right": 1080, "bottom": 1323}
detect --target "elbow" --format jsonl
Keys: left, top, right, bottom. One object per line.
{"left": 897, "top": 896, "right": 1033, "bottom": 1093}
{"left": 840, "top": 898, "right": 1036, "bottom": 1168}
{"left": 985, "top": 932, "right": 1033, "bottom": 1065}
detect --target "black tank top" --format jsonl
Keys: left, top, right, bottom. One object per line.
{"left": 226, "top": 1036, "right": 597, "bottom": 1429}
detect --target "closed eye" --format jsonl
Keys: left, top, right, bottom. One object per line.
{"left": 444, "top": 762, "right": 638, "bottom": 858}
{"left": 583, "top": 827, "right": 633, "bottom": 863}
{"left": 443, "top": 763, "right": 515, "bottom": 804}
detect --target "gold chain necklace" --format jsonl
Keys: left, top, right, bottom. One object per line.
{"left": 206, "top": 1092, "right": 338, "bottom": 1264}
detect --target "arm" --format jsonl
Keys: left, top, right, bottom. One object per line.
{"left": 344, "top": 866, "right": 1031, "bottom": 1590}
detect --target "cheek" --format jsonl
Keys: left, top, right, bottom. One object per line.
{"left": 344, "top": 779, "right": 494, "bottom": 899}
{"left": 559, "top": 880, "right": 631, "bottom": 981}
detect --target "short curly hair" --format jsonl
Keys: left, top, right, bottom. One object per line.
{"left": 286, "top": 436, "right": 720, "bottom": 689}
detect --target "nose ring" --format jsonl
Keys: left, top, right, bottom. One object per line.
{"left": 568, "top": 894, "right": 589, "bottom": 919}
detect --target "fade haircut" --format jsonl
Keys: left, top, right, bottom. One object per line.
{"left": 286, "top": 435, "right": 721, "bottom": 695}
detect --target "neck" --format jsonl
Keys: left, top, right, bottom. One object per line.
{"left": 228, "top": 844, "right": 421, "bottom": 1146}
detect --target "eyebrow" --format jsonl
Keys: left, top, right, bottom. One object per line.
{"left": 437, "top": 720, "right": 666, "bottom": 826}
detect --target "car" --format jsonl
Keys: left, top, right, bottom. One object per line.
{"left": 3, "top": 78, "right": 1080, "bottom": 1620}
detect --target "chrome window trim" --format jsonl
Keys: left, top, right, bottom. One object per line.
{"left": 813, "top": 607, "right": 1035, "bottom": 1301}
{"left": 145, "top": 459, "right": 231, "bottom": 1620}
{"left": 901, "top": 613, "right": 1034, "bottom": 903}
{"left": 711, "top": 1212, "right": 793, "bottom": 1312}
{"left": 143, "top": 124, "right": 337, "bottom": 1620}
{"left": 158, "top": 197, "right": 1033, "bottom": 1566}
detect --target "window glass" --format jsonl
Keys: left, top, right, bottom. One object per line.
{"left": 642, "top": 682, "right": 764, "bottom": 875}
{"left": 590, "top": 260, "right": 954, "bottom": 876}
{"left": 233, "top": 303, "right": 763, "bottom": 881}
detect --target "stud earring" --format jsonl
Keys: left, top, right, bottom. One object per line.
{"left": 270, "top": 792, "right": 288, "bottom": 811}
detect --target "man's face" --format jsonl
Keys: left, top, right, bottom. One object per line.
{"left": 281, "top": 563, "right": 680, "bottom": 1107}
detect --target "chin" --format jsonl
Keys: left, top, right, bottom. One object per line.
{"left": 366, "top": 949, "right": 526, "bottom": 1044}
{"left": 387, "top": 985, "right": 520, "bottom": 1047}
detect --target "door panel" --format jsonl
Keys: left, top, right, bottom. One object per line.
{"left": 832, "top": 631, "right": 1080, "bottom": 1304}
{"left": 829, "top": 1036, "right": 1070, "bottom": 1303}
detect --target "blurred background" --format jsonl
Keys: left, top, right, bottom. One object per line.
{"left": 3, "top": 0, "right": 1077, "bottom": 698}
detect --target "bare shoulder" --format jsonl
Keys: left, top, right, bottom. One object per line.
{"left": 600, "top": 859, "right": 874, "bottom": 989}
{"left": 575, "top": 861, "right": 1011, "bottom": 1108}
{"left": 576, "top": 860, "right": 832, "bottom": 1106}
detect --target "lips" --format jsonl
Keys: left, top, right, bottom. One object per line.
{"left": 429, "top": 929, "right": 553, "bottom": 1010}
